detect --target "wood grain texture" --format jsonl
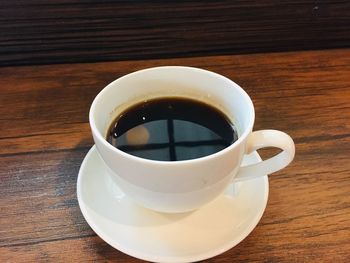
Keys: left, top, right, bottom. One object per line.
{"left": 1, "top": 49, "right": 350, "bottom": 262}
{"left": 1, "top": 0, "right": 350, "bottom": 66}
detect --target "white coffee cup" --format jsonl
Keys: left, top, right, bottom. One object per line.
{"left": 89, "top": 66, "right": 295, "bottom": 213}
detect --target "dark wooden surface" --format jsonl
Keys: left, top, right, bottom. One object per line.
{"left": 1, "top": 48, "right": 349, "bottom": 262}
{"left": 1, "top": 0, "right": 350, "bottom": 66}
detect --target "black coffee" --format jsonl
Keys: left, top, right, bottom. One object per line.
{"left": 107, "top": 97, "right": 238, "bottom": 161}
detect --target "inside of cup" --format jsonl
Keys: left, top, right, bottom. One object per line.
{"left": 90, "top": 66, "right": 254, "bottom": 143}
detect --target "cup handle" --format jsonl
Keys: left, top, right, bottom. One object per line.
{"left": 234, "top": 130, "right": 295, "bottom": 182}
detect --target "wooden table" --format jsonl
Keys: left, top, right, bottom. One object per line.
{"left": 1, "top": 48, "right": 349, "bottom": 262}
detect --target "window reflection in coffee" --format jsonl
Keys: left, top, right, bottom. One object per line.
{"left": 106, "top": 97, "right": 238, "bottom": 161}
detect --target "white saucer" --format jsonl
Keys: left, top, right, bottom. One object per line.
{"left": 77, "top": 146, "right": 269, "bottom": 263}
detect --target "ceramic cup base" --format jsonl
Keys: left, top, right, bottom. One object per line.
{"left": 77, "top": 146, "right": 269, "bottom": 263}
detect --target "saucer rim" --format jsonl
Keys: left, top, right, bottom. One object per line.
{"left": 77, "top": 145, "right": 269, "bottom": 263}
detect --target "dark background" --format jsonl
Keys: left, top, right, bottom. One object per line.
{"left": 1, "top": 0, "right": 349, "bottom": 66}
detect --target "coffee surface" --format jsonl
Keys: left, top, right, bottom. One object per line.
{"left": 107, "top": 97, "right": 238, "bottom": 161}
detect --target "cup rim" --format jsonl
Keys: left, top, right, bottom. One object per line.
{"left": 89, "top": 66, "right": 255, "bottom": 164}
